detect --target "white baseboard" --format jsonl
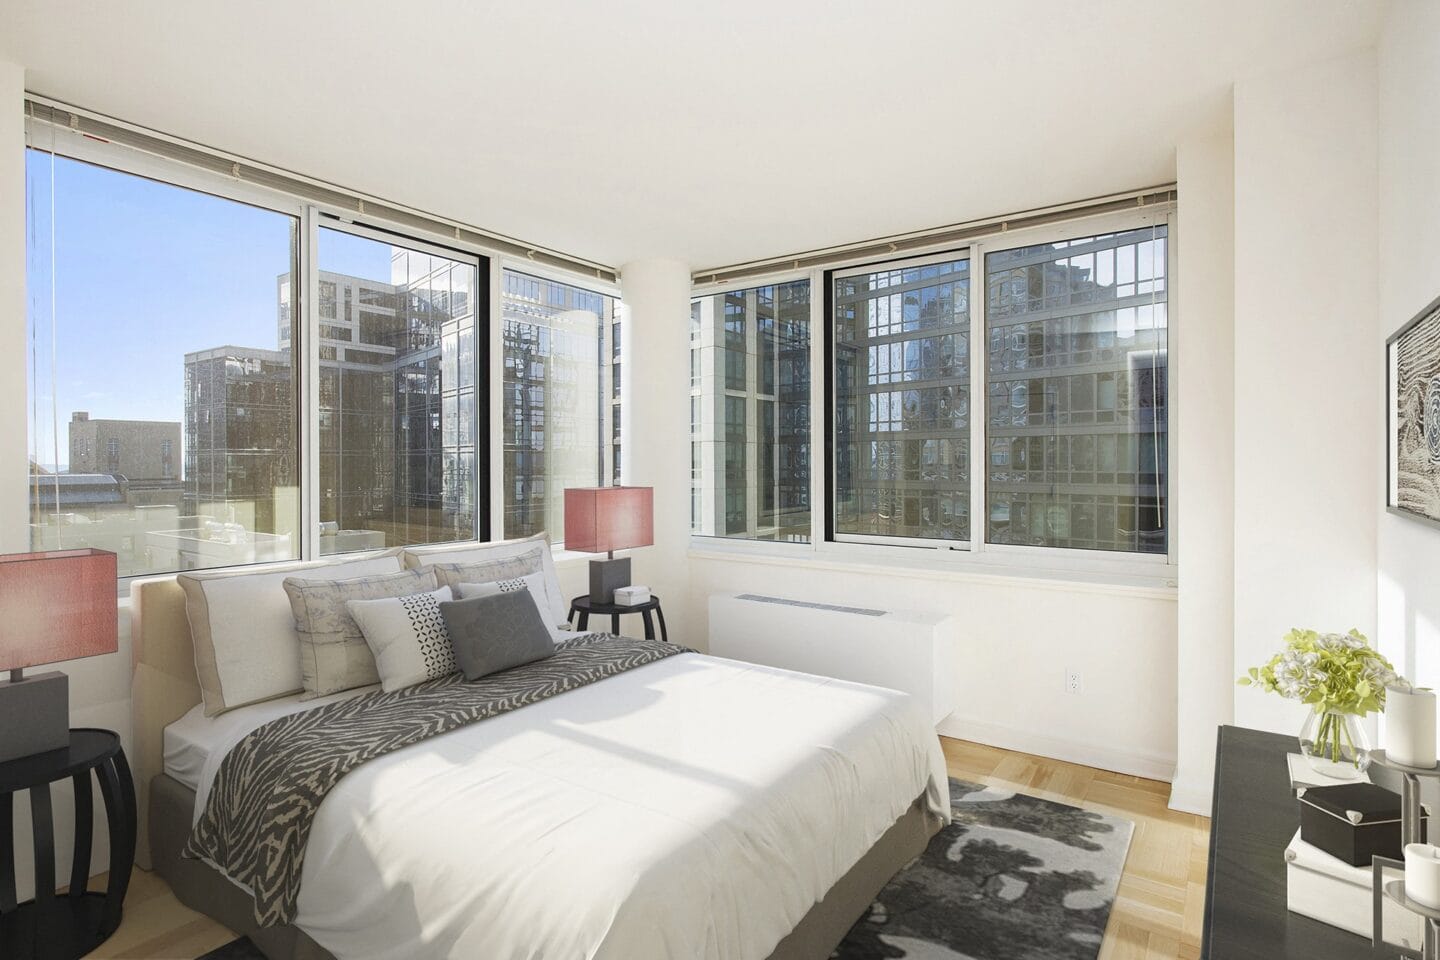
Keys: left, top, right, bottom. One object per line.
{"left": 937, "top": 715, "right": 1177, "bottom": 783}
{"left": 1165, "top": 774, "right": 1214, "bottom": 816}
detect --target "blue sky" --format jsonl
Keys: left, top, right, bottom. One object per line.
{"left": 26, "top": 151, "right": 391, "bottom": 469}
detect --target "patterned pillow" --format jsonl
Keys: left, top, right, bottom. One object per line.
{"left": 425, "top": 546, "right": 550, "bottom": 609}
{"left": 454, "top": 571, "right": 564, "bottom": 643}
{"left": 283, "top": 568, "right": 438, "bottom": 698}
{"left": 348, "top": 587, "right": 457, "bottom": 692}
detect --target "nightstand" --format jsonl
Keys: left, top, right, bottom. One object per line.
{"left": 568, "top": 594, "right": 668, "bottom": 642}
{"left": 0, "top": 729, "right": 135, "bottom": 960}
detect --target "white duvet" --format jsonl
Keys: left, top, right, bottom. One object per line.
{"left": 188, "top": 652, "right": 949, "bottom": 960}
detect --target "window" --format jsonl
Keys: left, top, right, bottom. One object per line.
{"left": 315, "top": 227, "right": 481, "bottom": 554}
{"left": 690, "top": 280, "right": 811, "bottom": 542}
{"left": 985, "top": 226, "right": 1168, "bottom": 553}
{"left": 818, "top": 219, "right": 1168, "bottom": 560}
{"left": 26, "top": 150, "right": 301, "bottom": 577}
{"left": 501, "top": 270, "right": 620, "bottom": 541}
{"left": 832, "top": 257, "right": 971, "bottom": 543}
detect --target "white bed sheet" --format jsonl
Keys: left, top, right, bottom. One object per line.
{"left": 163, "top": 630, "right": 595, "bottom": 791}
{"left": 175, "top": 652, "right": 949, "bottom": 960}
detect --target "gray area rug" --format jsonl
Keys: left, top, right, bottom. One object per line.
{"left": 832, "top": 778, "right": 1134, "bottom": 960}
{"left": 199, "top": 778, "right": 1132, "bottom": 960}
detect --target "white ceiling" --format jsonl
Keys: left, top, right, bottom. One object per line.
{"left": 3, "top": 0, "right": 1382, "bottom": 271}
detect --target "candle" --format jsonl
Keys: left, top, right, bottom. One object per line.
{"left": 1388, "top": 686, "right": 1438, "bottom": 769}
{"left": 1406, "top": 843, "right": 1440, "bottom": 909}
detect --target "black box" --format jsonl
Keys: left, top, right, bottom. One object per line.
{"left": 1298, "top": 782, "right": 1426, "bottom": 867}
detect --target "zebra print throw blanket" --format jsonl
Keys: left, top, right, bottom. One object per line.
{"left": 184, "top": 633, "right": 687, "bottom": 927}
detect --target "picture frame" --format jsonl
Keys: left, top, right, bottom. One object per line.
{"left": 1387, "top": 292, "right": 1440, "bottom": 529}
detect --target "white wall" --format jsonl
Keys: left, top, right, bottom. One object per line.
{"left": 1231, "top": 48, "right": 1381, "bottom": 735}
{"left": 689, "top": 554, "right": 1179, "bottom": 779}
{"left": 616, "top": 259, "right": 696, "bottom": 628}
{"left": 1376, "top": 0, "right": 1440, "bottom": 720}
{"left": 1170, "top": 104, "right": 1237, "bottom": 813}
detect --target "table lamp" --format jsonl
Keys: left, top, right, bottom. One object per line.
{"left": 564, "top": 486, "right": 653, "bottom": 603}
{"left": 0, "top": 548, "right": 118, "bottom": 762}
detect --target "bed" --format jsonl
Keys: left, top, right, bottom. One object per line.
{"left": 131, "top": 564, "right": 948, "bottom": 960}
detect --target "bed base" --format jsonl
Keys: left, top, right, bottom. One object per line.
{"left": 150, "top": 773, "right": 940, "bottom": 960}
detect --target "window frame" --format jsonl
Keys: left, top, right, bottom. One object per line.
{"left": 492, "top": 259, "right": 624, "bottom": 544}
{"left": 691, "top": 207, "right": 1178, "bottom": 585}
{"left": 24, "top": 119, "right": 611, "bottom": 589}
{"left": 827, "top": 247, "right": 977, "bottom": 551}
{"left": 689, "top": 267, "right": 816, "bottom": 545}
{"left": 310, "top": 218, "right": 490, "bottom": 555}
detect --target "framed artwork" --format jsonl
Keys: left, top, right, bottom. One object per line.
{"left": 1387, "top": 292, "right": 1440, "bottom": 528}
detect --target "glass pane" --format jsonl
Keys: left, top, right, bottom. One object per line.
{"left": 502, "top": 270, "right": 617, "bottom": 541}
{"left": 317, "top": 228, "right": 479, "bottom": 553}
{"left": 25, "top": 151, "right": 301, "bottom": 576}
{"left": 690, "top": 281, "right": 811, "bottom": 542}
{"left": 833, "top": 259, "right": 970, "bottom": 542}
{"left": 985, "top": 225, "right": 1168, "bottom": 553}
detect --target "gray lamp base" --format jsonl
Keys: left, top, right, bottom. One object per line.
{"left": 0, "top": 670, "right": 70, "bottom": 763}
{"left": 589, "top": 557, "right": 632, "bottom": 604}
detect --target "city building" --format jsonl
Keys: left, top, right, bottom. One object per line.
{"left": 68, "top": 411, "right": 180, "bottom": 481}
{"left": 501, "top": 270, "right": 619, "bottom": 540}
{"left": 690, "top": 282, "right": 811, "bottom": 542}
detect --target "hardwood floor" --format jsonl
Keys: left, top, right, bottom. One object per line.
{"left": 82, "top": 737, "right": 1210, "bottom": 959}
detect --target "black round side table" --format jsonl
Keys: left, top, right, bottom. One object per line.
{"left": 569, "top": 594, "right": 668, "bottom": 643}
{"left": 0, "top": 729, "right": 135, "bottom": 960}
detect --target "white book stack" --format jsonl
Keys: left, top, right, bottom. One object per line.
{"left": 1285, "top": 829, "right": 1423, "bottom": 948}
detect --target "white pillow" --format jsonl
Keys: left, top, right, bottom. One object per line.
{"left": 178, "top": 549, "right": 405, "bottom": 716}
{"left": 348, "top": 586, "right": 457, "bottom": 692}
{"left": 455, "top": 572, "right": 565, "bottom": 643}
{"left": 403, "top": 533, "right": 566, "bottom": 624}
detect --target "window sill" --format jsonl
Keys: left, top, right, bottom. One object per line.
{"left": 687, "top": 538, "right": 1178, "bottom": 599}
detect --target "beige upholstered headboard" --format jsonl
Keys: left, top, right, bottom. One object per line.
{"left": 130, "top": 577, "right": 203, "bottom": 869}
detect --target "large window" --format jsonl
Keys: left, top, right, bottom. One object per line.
{"left": 832, "top": 256, "right": 971, "bottom": 543}
{"left": 689, "top": 211, "right": 1172, "bottom": 567}
{"left": 501, "top": 270, "right": 620, "bottom": 541}
{"left": 26, "top": 151, "right": 302, "bottom": 577}
{"left": 985, "top": 227, "right": 1168, "bottom": 553}
{"left": 25, "top": 144, "right": 503, "bottom": 577}
{"left": 315, "top": 227, "right": 481, "bottom": 554}
{"left": 690, "top": 281, "right": 811, "bottom": 542}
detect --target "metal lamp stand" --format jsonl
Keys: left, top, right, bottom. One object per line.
{"left": 1372, "top": 750, "right": 1440, "bottom": 958}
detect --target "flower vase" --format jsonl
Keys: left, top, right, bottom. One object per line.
{"left": 1299, "top": 709, "right": 1372, "bottom": 780}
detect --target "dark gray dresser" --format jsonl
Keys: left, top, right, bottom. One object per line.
{"left": 1202, "top": 725, "right": 1381, "bottom": 959}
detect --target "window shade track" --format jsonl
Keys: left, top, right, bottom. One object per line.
{"left": 693, "top": 187, "right": 1177, "bottom": 286}
{"left": 24, "top": 96, "right": 619, "bottom": 285}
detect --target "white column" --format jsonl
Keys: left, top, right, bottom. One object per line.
{"left": 619, "top": 259, "right": 693, "bottom": 636}
{"left": 0, "top": 60, "right": 25, "bottom": 553}
{"left": 1232, "top": 49, "right": 1380, "bottom": 736}
{"left": 1169, "top": 107, "right": 1236, "bottom": 814}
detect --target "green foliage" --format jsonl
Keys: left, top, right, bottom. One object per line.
{"left": 1237, "top": 628, "right": 1403, "bottom": 718}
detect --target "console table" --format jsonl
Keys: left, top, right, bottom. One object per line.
{"left": 1203, "top": 725, "right": 1380, "bottom": 958}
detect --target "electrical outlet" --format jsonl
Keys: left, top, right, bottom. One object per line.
{"left": 1065, "top": 670, "right": 1082, "bottom": 694}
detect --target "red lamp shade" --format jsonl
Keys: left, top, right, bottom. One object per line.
{"left": 564, "top": 487, "right": 654, "bottom": 555}
{"left": 0, "top": 549, "right": 118, "bottom": 671}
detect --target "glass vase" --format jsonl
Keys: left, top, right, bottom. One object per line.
{"left": 1299, "top": 709, "right": 1372, "bottom": 780}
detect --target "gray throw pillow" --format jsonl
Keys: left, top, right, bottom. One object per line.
{"left": 440, "top": 590, "right": 555, "bottom": 682}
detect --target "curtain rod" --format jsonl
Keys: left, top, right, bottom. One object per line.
{"left": 692, "top": 186, "right": 1178, "bottom": 286}
{"left": 24, "top": 95, "right": 621, "bottom": 286}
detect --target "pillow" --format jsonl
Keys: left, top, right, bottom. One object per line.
{"left": 454, "top": 571, "right": 565, "bottom": 643}
{"left": 403, "top": 533, "right": 567, "bottom": 624}
{"left": 427, "top": 545, "right": 544, "bottom": 594}
{"left": 348, "top": 586, "right": 457, "bottom": 692}
{"left": 284, "top": 568, "right": 438, "bottom": 698}
{"left": 178, "top": 549, "right": 405, "bottom": 717}
{"left": 440, "top": 591, "right": 555, "bottom": 681}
